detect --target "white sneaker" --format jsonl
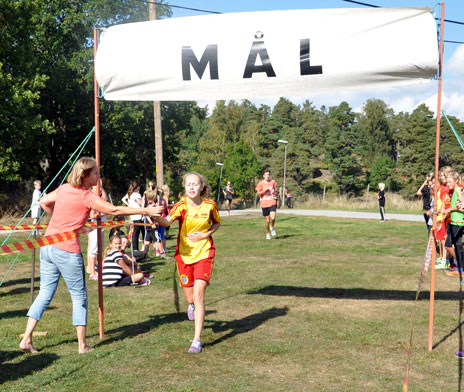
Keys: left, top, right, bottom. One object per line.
{"left": 271, "top": 227, "right": 276, "bottom": 237}
{"left": 266, "top": 233, "right": 271, "bottom": 240}
{"left": 187, "top": 304, "right": 195, "bottom": 321}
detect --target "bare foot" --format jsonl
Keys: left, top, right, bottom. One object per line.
{"left": 79, "top": 346, "right": 95, "bottom": 354}
{"left": 19, "top": 340, "right": 38, "bottom": 354}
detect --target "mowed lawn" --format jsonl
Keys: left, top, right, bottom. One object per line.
{"left": 1, "top": 213, "right": 463, "bottom": 391}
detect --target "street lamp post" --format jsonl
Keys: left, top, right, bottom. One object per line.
{"left": 277, "top": 140, "right": 288, "bottom": 208}
{"left": 216, "top": 162, "right": 224, "bottom": 204}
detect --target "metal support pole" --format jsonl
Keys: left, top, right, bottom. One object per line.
{"left": 94, "top": 27, "right": 104, "bottom": 340}
{"left": 428, "top": 2, "right": 445, "bottom": 352}
{"left": 217, "top": 165, "right": 223, "bottom": 204}
{"left": 282, "top": 143, "right": 287, "bottom": 208}
{"left": 365, "top": 184, "right": 370, "bottom": 207}
{"left": 277, "top": 140, "right": 288, "bottom": 208}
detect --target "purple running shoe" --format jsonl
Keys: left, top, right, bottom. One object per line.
{"left": 187, "top": 304, "right": 195, "bottom": 321}
{"left": 188, "top": 339, "right": 202, "bottom": 353}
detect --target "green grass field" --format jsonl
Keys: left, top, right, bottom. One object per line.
{"left": 1, "top": 214, "right": 463, "bottom": 391}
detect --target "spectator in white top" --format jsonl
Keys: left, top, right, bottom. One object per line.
{"left": 31, "top": 180, "right": 42, "bottom": 233}
{"left": 121, "top": 181, "right": 144, "bottom": 251}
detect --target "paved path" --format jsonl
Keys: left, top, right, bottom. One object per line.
{"left": 1, "top": 210, "right": 422, "bottom": 235}
{"left": 221, "top": 208, "right": 423, "bottom": 222}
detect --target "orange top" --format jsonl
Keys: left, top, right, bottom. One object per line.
{"left": 45, "top": 184, "right": 98, "bottom": 253}
{"left": 256, "top": 180, "right": 277, "bottom": 208}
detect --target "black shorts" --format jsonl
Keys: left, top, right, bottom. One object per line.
{"left": 144, "top": 229, "right": 160, "bottom": 243}
{"left": 449, "top": 224, "right": 464, "bottom": 247}
{"left": 262, "top": 205, "right": 277, "bottom": 216}
{"left": 105, "top": 276, "right": 133, "bottom": 287}
{"left": 445, "top": 224, "right": 452, "bottom": 247}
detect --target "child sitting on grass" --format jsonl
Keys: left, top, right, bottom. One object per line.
{"left": 120, "top": 234, "right": 146, "bottom": 262}
{"left": 102, "top": 235, "right": 150, "bottom": 287}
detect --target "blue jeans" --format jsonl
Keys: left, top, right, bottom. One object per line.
{"left": 27, "top": 246, "right": 88, "bottom": 326}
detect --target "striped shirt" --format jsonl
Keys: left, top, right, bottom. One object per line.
{"left": 102, "top": 250, "right": 124, "bottom": 287}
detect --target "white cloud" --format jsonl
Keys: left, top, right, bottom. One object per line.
{"left": 440, "top": 90, "right": 464, "bottom": 121}
{"left": 446, "top": 44, "right": 464, "bottom": 76}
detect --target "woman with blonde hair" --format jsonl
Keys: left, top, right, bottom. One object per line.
{"left": 20, "top": 157, "right": 162, "bottom": 354}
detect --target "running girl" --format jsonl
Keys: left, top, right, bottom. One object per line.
{"left": 155, "top": 172, "right": 221, "bottom": 353}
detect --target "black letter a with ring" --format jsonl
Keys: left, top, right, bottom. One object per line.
{"left": 243, "top": 32, "right": 276, "bottom": 79}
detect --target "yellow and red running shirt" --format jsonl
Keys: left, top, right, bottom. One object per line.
{"left": 169, "top": 197, "right": 221, "bottom": 265}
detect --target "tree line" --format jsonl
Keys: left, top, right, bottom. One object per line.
{"left": 1, "top": 0, "right": 464, "bottom": 212}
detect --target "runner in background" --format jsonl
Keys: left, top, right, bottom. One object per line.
{"left": 378, "top": 183, "right": 386, "bottom": 222}
{"left": 256, "top": 169, "right": 278, "bottom": 240}
{"left": 223, "top": 181, "right": 235, "bottom": 216}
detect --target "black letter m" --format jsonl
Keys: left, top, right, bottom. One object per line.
{"left": 182, "top": 45, "right": 219, "bottom": 81}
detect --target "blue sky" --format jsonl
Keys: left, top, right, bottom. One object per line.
{"left": 167, "top": 0, "right": 464, "bottom": 120}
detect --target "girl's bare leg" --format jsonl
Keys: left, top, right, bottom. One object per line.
{"left": 192, "top": 280, "right": 207, "bottom": 340}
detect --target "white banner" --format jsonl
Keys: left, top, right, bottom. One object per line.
{"left": 95, "top": 7, "right": 438, "bottom": 101}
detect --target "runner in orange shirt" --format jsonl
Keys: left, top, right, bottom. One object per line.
{"left": 255, "top": 169, "right": 278, "bottom": 240}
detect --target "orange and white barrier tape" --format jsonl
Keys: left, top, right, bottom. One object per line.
{"left": 0, "top": 221, "right": 127, "bottom": 257}
{"left": 0, "top": 224, "right": 49, "bottom": 231}
{"left": 1, "top": 229, "right": 85, "bottom": 256}
{"left": 0, "top": 220, "right": 159, "bottom": 257}
{"left": 0, "top": 220, "right": 150, "bottom": 233}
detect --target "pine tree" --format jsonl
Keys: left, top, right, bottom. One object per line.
{"left": 357, "top": 99, "right": 395, "bottom": 165}
{"left": 393, "top": 104, "right": 435, "bottom": 196}
{"left": 223, "top": 138, "right": 261, "bottom": 202}
{"left": 324, "top": 102, "right": 365, "bottom": 195}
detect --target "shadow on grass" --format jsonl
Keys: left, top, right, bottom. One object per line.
{"left": 0, "top": 351, "right": 59, "bottom": 385}
{"left": 96, "top": 311, "right": 186, "bottom": 347}
{"left": 38, "top": 310, "right": 217, "bottom": 351}
{"left": 433, "top": 321, "right": 464, "bottom": 351}
{"left": 140, "top": 262, "right": 166, "bottom": 269}
{"left": 276, "top": 234, "right": 298, "bottom": 239}
{"left": 248, "top": 285, "right": 460, "bottom": 301}
{"left": 0, "top": 286, "right": 34, "bottom": 298}
{"left": 273, "top": 216, "right": 296, "bottom": 223}
{"left": 0, "top": 309, "right": 29, "bottom": 319}
{"left": 204, "top": 307, "right": 288, "bottom": 348}
{"left": 0, "top": 277, "right": 39, "bottom": 288}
